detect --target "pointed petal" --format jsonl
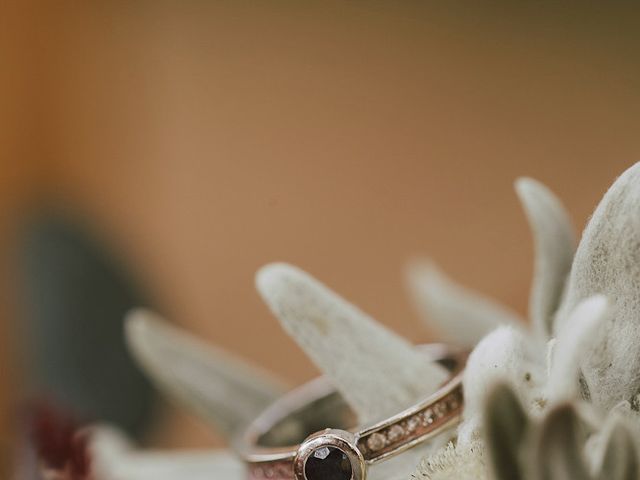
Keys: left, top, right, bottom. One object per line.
{"left": 556, "top": 162, "right": 640, "bottom": 409}
{"left": 406, "top": 260, "right": 523, "bottom": 348}
{"left": 125, "top": 310, "right": 286, "bottom": 437}
{"left": 531, "top": 405, "right": 590, "bottom": 480}
{"left": 515, "top": 178, "right": 576, "bottom": 338}
{"left": 91, "top": 426, "right": 245, "bottom": 480}
{"left": 459, "top": 326, "right": 544, "bottom": 446}
{"left": 255, "top": 263, "right": 448, "bottom": 423}
{"left": 594, "top": 419, "right": 639, "bottom": 480}
{"left": 484, "top": 384, "right": 528, "bottom": 480}
{"left": 547, "top": 295, "right": 608, "bottom": 404}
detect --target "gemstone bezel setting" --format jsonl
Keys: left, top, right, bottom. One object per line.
{"left": 294, "top": 429, "right": 365, "bottom": 480}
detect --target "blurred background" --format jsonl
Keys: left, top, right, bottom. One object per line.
{"left": 1, "top": 0, "right": 639, "bottom": 471}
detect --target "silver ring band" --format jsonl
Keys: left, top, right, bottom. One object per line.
{"left": 235, "top": 344, "right": 467, "bottom": 480}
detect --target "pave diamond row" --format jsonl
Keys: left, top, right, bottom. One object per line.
{"left": 358, "top": 386, "right": 463, "bottom": 460}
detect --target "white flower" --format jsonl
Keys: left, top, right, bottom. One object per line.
{"left": 411, "top": 163, "right": 640, "bottom": 479}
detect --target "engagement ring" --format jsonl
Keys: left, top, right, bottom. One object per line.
{"left": 237, "top": 344, "right": 466, "bottom": 480}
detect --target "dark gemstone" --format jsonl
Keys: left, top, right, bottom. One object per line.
{"left": 304, "top": 446, "right": 353, "bottom": 480}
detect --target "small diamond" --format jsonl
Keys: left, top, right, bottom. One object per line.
{"left": 314, "top": 447, "right": 332, "bottom": 460}
{"left": 387, "top": 425, "right": 404, "bottom": 443}
{"left": 366, "top": 432, "right": 387, "bottom": 452}
{"left": 434, "top": 402, "right": 447, "bottom": 418}
{"left": 447, "top": 394, "right": 460, "bottom": 410}
{"left": 421, "top": 408, "right": 434, "bottom": 426}
{"left": 405, "top": 416, "right": 420, "bottom": 432}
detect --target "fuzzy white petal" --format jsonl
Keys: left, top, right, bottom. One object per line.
{"left": 515, "top": 177, "right": 576, "bottom": 338}
{"left": 90, "top": 426, "right": 245, "bottom": 480}
{"left": 586, "top": 411, "right": 640, "bottom": 476}
{"left": 406, "top": 261, "right": 523, "bottom": 348}
{"left": 368, "top": 444, "right": 444, "bottom": 480}
{"left": 556, "top": 162, "right": 640, "bottom": 409}
{"left": 255, "top": 263, "right": 448, "bottom": 423}
{"left": 125, "top": 310, "right": 286, "bottom": 437}
{"left": 412, "top": 441, "right": 487, "bottom": 480}
{"left": 459, "top": 326, "right": 544, "bottom": 446}
{"left": 547, "top": 295, "right": 608, "bottom": 404}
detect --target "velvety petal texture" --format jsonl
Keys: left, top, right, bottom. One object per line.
{"left": 413, "top": 441, "right": 487, "bottom": 480}
{"left": 546, "top": 295, "right": 608, "bottom": 404}
{"left": 256, "top": 262, "right": 448, "bottom": 423}
{"left": 459, "top": 326, "right": 544, "bottom": 446}
{"left": 556, "top": 163, "right": 640, "bottom": 409}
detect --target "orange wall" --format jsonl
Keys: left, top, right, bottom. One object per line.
{"left": 1, "top": 0, "right": 42, "bottom": 471}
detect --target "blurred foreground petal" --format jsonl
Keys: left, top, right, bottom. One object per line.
{"left": 515, "top": 178, "right": 575, "bottom": 338}
{"left": 91, "top": 427, "right": 244, "bottom": 480}
{"left": 407, "top": 261, "right": 522, "bottom": 348}
{"left": 126, "top": 310, "right": 286, "bottom": 437}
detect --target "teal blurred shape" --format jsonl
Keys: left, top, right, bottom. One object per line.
{"left": 19, "top": 213, "right": 157, "bottom": 439}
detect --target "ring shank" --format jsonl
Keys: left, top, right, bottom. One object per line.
{"left": 236, "top": 344, "right": 467, "bottom": 479}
